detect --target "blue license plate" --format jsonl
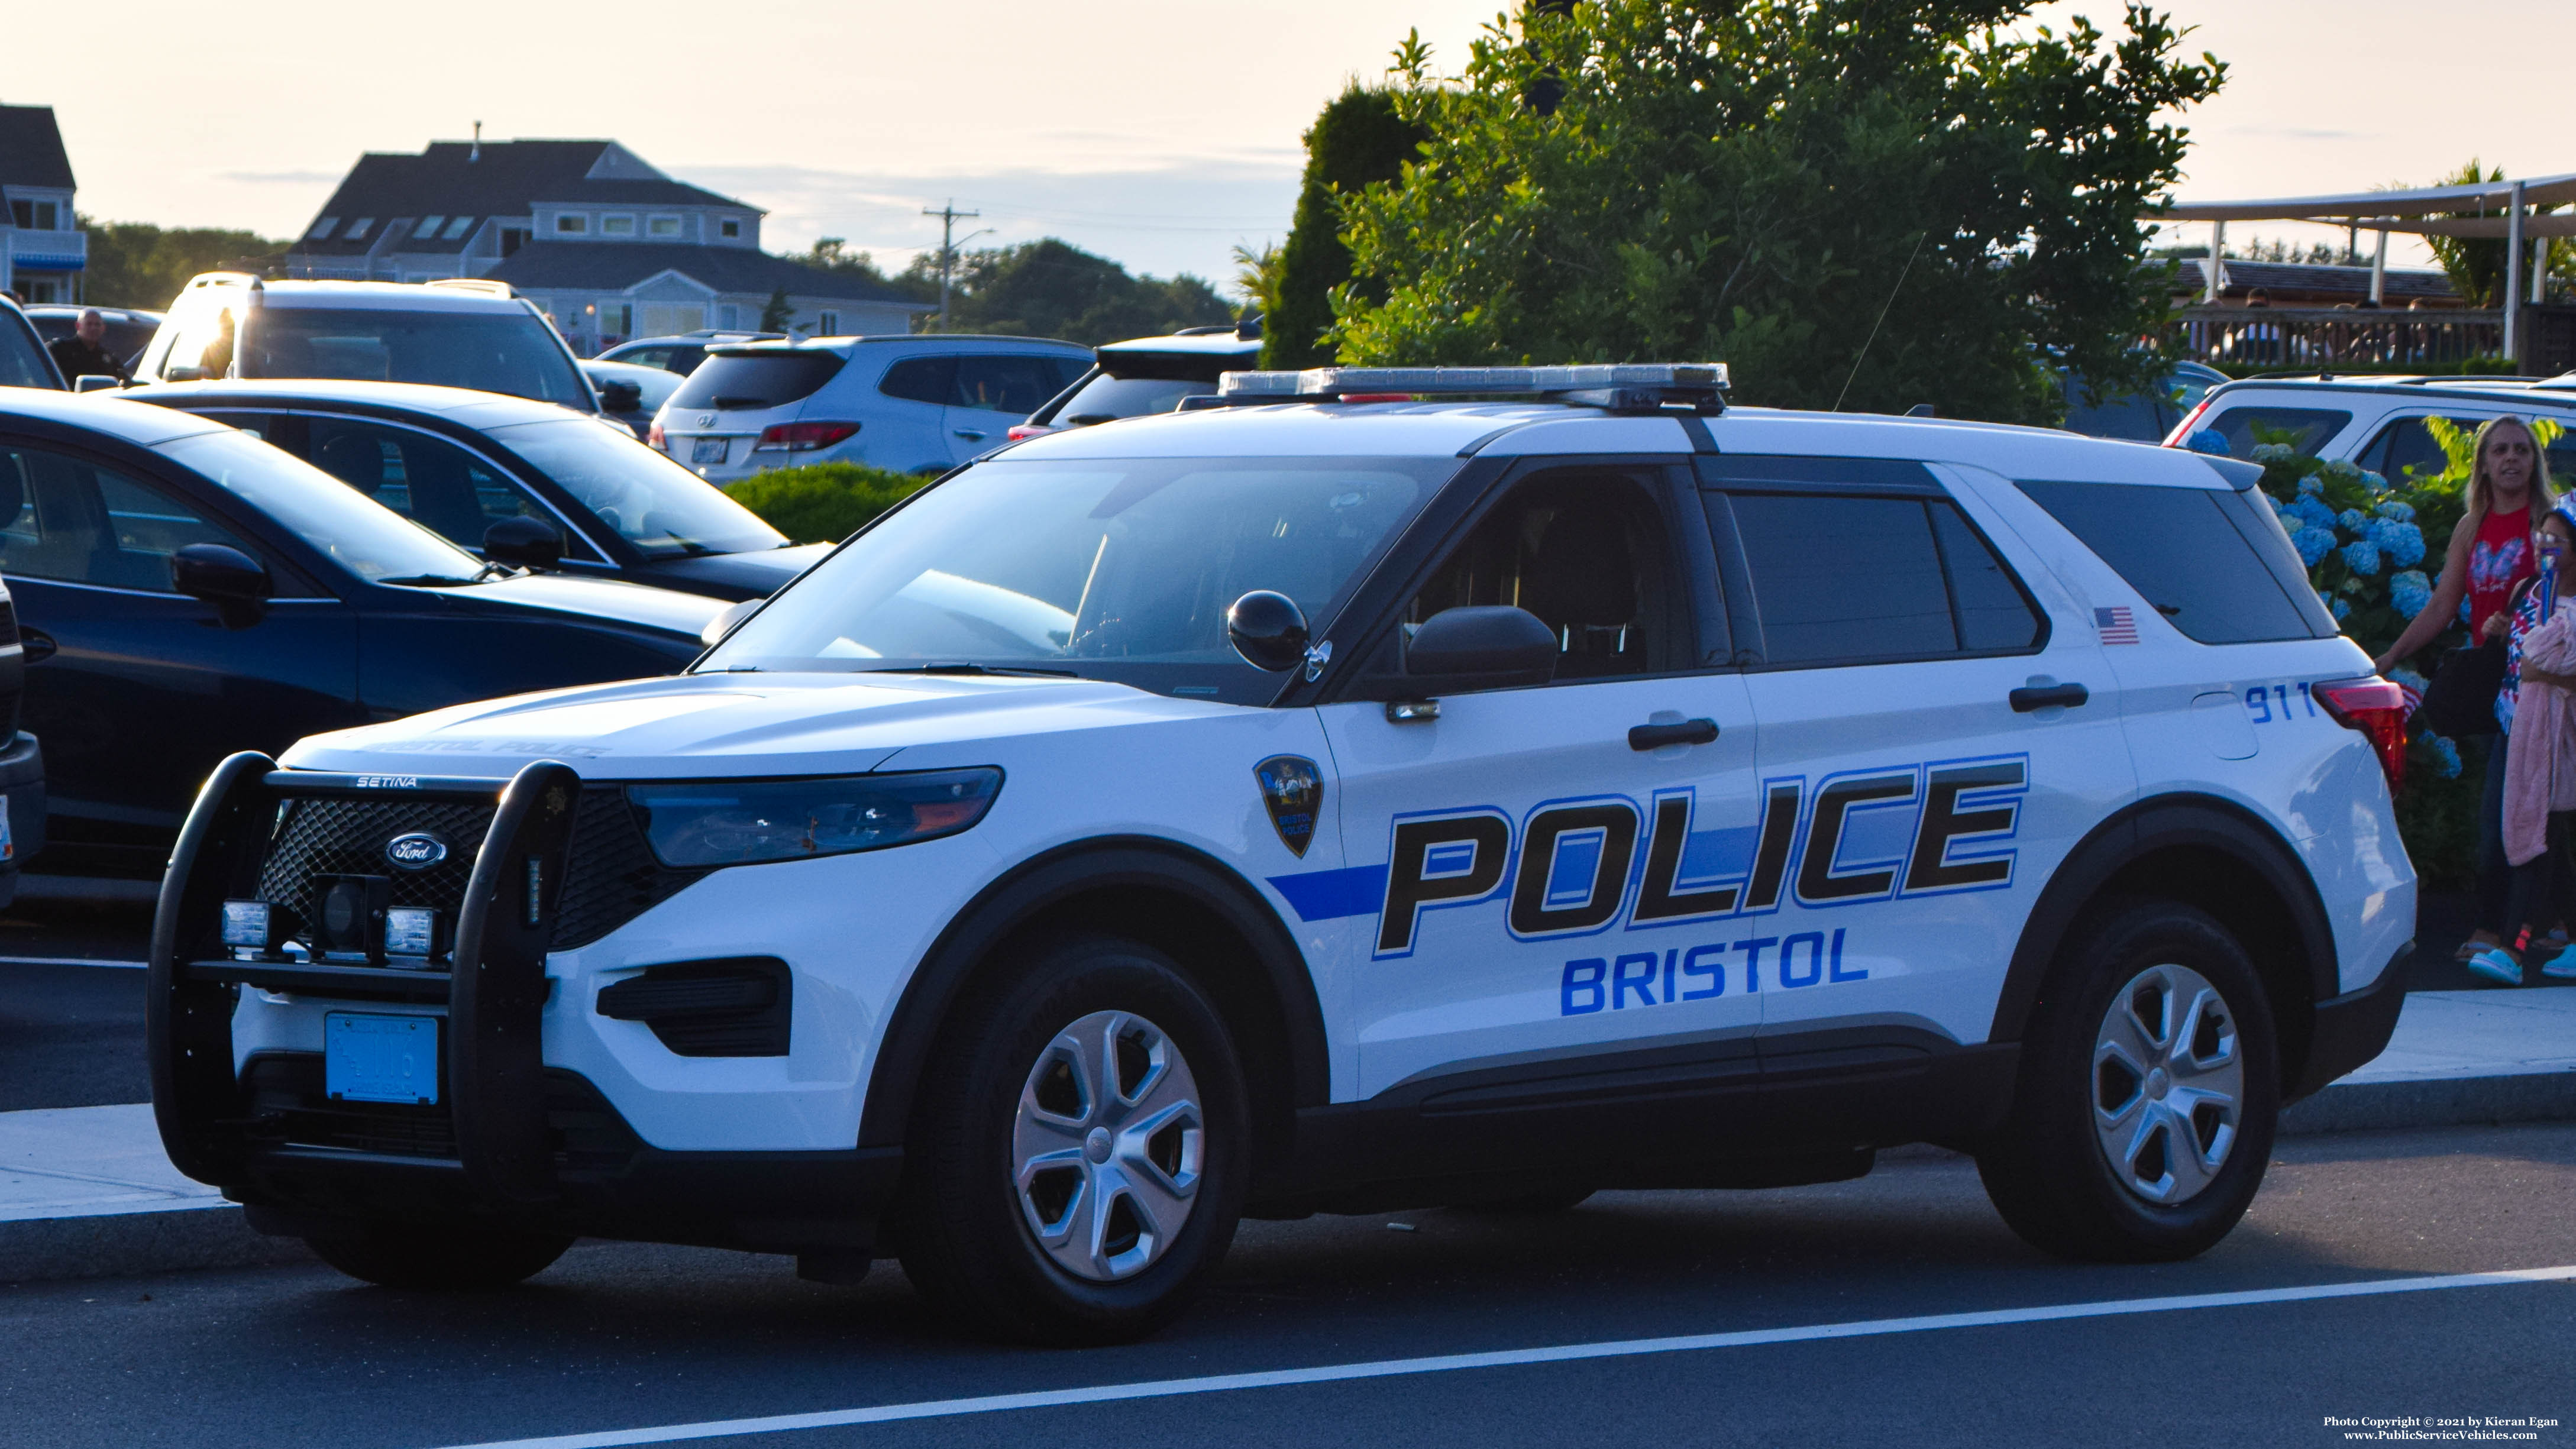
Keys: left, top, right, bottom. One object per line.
{"left": 325, "top": 1013, "right": 439, "bottom": 1105}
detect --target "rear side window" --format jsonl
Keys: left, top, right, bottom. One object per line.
{"left": 954, "top": 355, "right": 1083, "bottom": 413}
{"left": 668, "top": 351, "right": 848, "bottom": 412}
{"left": 2016, "top": 480, "right": 2331, "bottom": 643}
{"left": 876, "top": 355, "right": 955, "bottom": 406}
{"left": 2200, "top": 406, "right": 2351, "bottom": 459}
{"left": 1716, "top": 493, "right": 2043, "bottom": 666}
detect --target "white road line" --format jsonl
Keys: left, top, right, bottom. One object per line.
{"left": 433, "top": 1264, "right": 2576, "bottom": 1449}
{"left": 0, "top": 955, "right": 146, "bottom": 969}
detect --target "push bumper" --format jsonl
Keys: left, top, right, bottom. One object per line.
{"left": 2289, "top": 942, "right": 2412, "bottom": 1101}
{"left": 148, "top": 753, "right": 900, "bottom": 1254}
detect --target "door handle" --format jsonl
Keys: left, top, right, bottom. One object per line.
{"left": 18, "top": 628, "right": 54, "bottom": 664}
{"left": 1628, "top": 717, "right": 1720, "bottom": 751}
{"left": 2009, "top": 683, "right": 2089, "bottom": 713}
{"left": 953, "top": 429, "right": 988, "bottom": 441}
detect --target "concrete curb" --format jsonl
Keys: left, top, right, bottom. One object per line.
{"left": 0, "top": 1204, "right": 312, "bottom": 1285}
{"left": 2281, "top": 1069, "right": 2576, "bottom": 1136}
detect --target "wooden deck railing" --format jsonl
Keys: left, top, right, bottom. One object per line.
{"left": 2165, "top": 306, "right": 2503, "bottom": 370}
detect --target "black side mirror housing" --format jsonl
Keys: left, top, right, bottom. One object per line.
{"left": 484, "top": 515, "right": 565, "bottom": 570}
{"left": 597, "top": 379, "right": 642, "bottom": 412}
{"left": 1364, "top": 605, "right": 1557, "bottom": 698}
{"left": 170, "top": 543, "right": 272, "bottom": 628}
{"left": 1225, "top": 590, "right": 1310, "bottom": 672}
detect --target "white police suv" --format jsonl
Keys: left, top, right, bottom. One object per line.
{"left": 150, "top": 364, "right": 2416, "bottom": 1344}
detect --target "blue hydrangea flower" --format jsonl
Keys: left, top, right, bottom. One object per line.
{"left": 2342, "top": 540, "right": 2384, "bottom": 575}
{"left": 2371, "top": 517, "right": 2426, "bottom": 567}
{"left": 2364, "top": 472, "right": 2390, "bottom": 493}
{"left": 2389, "top": 665, "right": 2430, "bottom": 693}
{"left": 2339, "top": 508, "right": 2368, "bottom": 531}
{"left": 2431, "top": 734, "right": 2462, "bottom": 780}
{"left": 2390, "top": 570, "right": 2433, "bottom": 619}
{"left": 2296, "top": 472, "right": 2325, "bottom": 494}
{"left": 2186, "top": 431, "right": 2233, "bottom": 457}
{"left": 2375, "top": 498, "right": 2412, "bottom": 519}
{"left": 2331, "top": 596, "right": 2352, "bottom": 621}
{"left": 2290, "top": 496, "right": 2337, "bottom": 529}
{"left": 2322, "top": 457, "right": 2361, "bottom": 481}
{"left": 2292, "top": 525, "right": 2335, "bottom": 566}
{"left": 2252, "top": 442, "right": 2297, "bottom": 465}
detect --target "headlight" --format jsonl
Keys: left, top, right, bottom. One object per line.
{"left": 626, "top": 768, "right": 1003, "bottom": 868}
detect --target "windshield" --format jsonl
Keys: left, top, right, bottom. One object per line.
{"left": 245, "top": 306, "right": 592, "bottom": 409}
{"left": 1050, "top": 375, "right": 1207, "bottom": 425}
{"left": 487, "top": 418, "right": 784, "bottom": 557}
{"left": 0, "top": 310, "right": 59, "bottom": 389}
{"left": 159, "top": 430, "right": 487, "bottom": 583}
{"left": 702, "top": 455, "right": 1447, "bottom": 703}
{"left": 669, "top": 352, "right": 847, "bottom": 412}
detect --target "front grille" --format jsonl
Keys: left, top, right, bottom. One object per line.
{"left": 557, "top": 788, "right": 707, "bottom": 948}
{"left": 257, "top": 796, "right": 495, "bottom": 936}
{"left": 250, "top": 785, "right": 706, "bottom": 959}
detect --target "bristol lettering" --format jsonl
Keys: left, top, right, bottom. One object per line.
{"left": 1371, "top": 756, "right": 2027, "bottom": 959}
{"left": 1559, "top": 927, "right": 1866, "bottom": 1015}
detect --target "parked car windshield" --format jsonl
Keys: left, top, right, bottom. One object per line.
{"left": 244, "top": 306, "right": 590, "bottom": 408}
{"left": 157, "top": 429, "right": 487, "bottom": 583}
{"left": 668, "top": 352, "right": 847, "bottom": 412}
{"left": 1052, "top": 375, "right": 1209, "bottom": 423}
{"left": 485, "top": 419, "right": 784, "bottom": 558}
{"left": 702, "top": 454, "right": 1449, "bottom": 703}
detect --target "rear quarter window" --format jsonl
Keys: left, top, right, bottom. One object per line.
{"left": 2016, "top": 480, "right": 2335, "bottom": 644}
{"left": 669, "top": 351, "right": 848, "bottom": 412}
{"left": 2200, "top": 405, "right": 2352, "bottom": 459}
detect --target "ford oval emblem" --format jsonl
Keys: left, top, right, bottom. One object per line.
{"left": 384, "top": 832, "right": 449, "bottom": 871}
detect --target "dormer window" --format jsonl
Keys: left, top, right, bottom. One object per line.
{"left": 346, "top": 218, "right": 374, "bottom": 240}
{"left": 416, "top": 215, "right": 446, "bottom": 238}
{"left": 308, "top": 218, "right": 338, "bottom": 240}
{"left": 648, "top": 216, "right": 681, "bottom": 237}
{"left": 719, "top": 217, "right": 741, "bottom": 238}
{"left": 602, "top": 215, "right": 636, "bottom": 237}
{"left": 442, "top": 215, "right": 474, "bottom": 239}
{"left": 556, "top": 214, "right": 589, "bottom": 235}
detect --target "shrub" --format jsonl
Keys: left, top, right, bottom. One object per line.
{"left": 724, "top": 462, "right": 927, "bottom": 544}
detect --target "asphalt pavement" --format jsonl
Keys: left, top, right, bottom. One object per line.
{"left": 0, "top": 1122, "right": 2566, "bottom": 1449}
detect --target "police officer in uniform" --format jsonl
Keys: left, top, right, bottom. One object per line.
{"left": 47, "top": 309, "right": 127, "bottom": 385}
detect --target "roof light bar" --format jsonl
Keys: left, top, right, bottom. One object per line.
{"left": 1217, "top": 362, "right": 1729, "bottom": 413}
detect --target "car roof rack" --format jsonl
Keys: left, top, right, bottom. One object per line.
{"left": 1216, "top": 363, "right": 1729, "bottom": 415}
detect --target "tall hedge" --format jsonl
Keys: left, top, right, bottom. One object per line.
{"left": 723, "top": 462, "right": 925, "bottom": 544}
{"left": 1262, "top": 86, "right": 1427, "bottom": 370}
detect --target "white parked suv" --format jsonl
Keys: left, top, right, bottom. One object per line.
{"left": 649, "top": 334, "right": 1089, "bottom": 480}
{"left": 150, "top": 364, "right": 2416, "bottom": 1344}
{"left": 127, "top": 274, "right": 600, "bottom": 413}
{"left": 2169, "top": 373, "right": 2576, "bottom": 478}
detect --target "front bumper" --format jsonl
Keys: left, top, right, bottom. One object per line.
{"left": 2289, "top": 940, "right": 2412, "bottom": 1101}
{"left": 148, "top": 754, "right": 901, "bottom": 1253}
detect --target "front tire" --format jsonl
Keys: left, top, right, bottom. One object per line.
{"left": 303, "top": 1222, "right": 573, "bottom": 1289}
{"left": 1977, "top": 901, "right": 2279, "bottom": 1262}
{"left": 895, "top": 934, "right": 1249, "bottom": 1345}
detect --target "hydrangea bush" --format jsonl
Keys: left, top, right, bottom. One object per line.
{"left": 2190, "top": 416, "right": 2564, "bottom": 887}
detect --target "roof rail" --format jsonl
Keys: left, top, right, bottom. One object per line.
{"left": 1217, "top": 363, "right": 1730, "bottom": 415}
{"left": 184, "top": 271, "right": 264, "bottom": 291}
{"left": 425, "top": 278, "right": 515, "bottom": 298}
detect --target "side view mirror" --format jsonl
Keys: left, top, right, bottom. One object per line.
{"left": 72, "top": 374, "right": 119, "bottom": 394}
{"left": 597, "top": 379, "right": 642, "bottom": 412}
{"left": 170, "top": 543, "right": 271, "bottom": 629}
{"left": 484, "top": 515, "right": 564, "bottom": 570}
{"left": 1226, "top": 590, "right": 1310, "bottom": 672}
{"left": 1394, "top": 606, "right": 1557, "bottom": 694}
{"left": 163, "top": 366, "right": 202, "bottom": 383}
{"left": 702, "top": 597, "right": 761, "bottom": 648}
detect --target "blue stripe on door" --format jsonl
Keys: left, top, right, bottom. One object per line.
{"left": 1266, "top": 865, "right": 1390, "bottom": 922}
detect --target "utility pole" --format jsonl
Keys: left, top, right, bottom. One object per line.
{"left": 922, "top": 199, "right": 981, "bottom": 332}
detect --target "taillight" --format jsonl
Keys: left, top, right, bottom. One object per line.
{"left": 752, "top": 422, "right": 860, "bottom": 453}
{"left": 2316, "top": 677, "right": 2409, "bottom": 793}
{"left": 1007, "top": 423, "right": 1053, "bottom": 442}
{"left": 2164, "top": 397, "right": 2215, "bottom": 448}
{"left": 646, "top": 419, "right": 667, "bottom": 450}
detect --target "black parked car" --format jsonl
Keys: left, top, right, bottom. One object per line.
{"left": 1, "top": 389, "right": 721, "bottom": 873}
{"left": 134, "top": 380, "right": 827, "bottom": 602}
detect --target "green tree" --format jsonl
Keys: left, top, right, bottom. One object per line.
{"left": 759, "top": 286, "right": 793, "bottom": 332}
{"left": 793, "top": 238, "right": 936, "bottom": 301}
{"left": 1262, "top": 84, "right": 1427, "bottom": 369}
{"left": 901, "top": 239, "right": 1232, "bottom": 344}
{"left": 79, "top": 216, "right": 288, "bottom": 310}
{"left": 1329, "top": 2, "right": 2226, "bottom": 423}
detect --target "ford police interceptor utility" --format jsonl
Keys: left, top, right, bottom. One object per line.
{"left": 148, "top": 363, "right": 2417, "bottom": 1344}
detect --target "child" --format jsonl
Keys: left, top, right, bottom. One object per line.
{"left": 2471, "top": 501, "right": 2576, "bottom": 985}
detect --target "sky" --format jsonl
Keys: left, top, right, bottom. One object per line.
{"left": 23, "top": 1, "right": 2576, "bottom": 291}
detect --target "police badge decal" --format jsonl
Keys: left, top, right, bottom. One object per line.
{"left": 1253, "top": 755, "right": 1323, "bottom": 858}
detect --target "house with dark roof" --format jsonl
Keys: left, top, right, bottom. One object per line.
{"left": 283, "top": 137, "right": 927, "bottom": 353}
{"left": 0, "top": 104, "right": 86, "bottom": 304}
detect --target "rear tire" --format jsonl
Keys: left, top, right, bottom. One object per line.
{"left": 303, "top": 1222, "right": 573, "bottom": 1289}
{"left": 894, "top": 933, "right": 1249, "bottom": 1345}
{"left": 1977, "top": 900, "right": 2279, "bottom": 1262}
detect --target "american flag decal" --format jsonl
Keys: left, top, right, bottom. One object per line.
{"left": 2096, "top": 606, "right": 2139, "bottom": 645}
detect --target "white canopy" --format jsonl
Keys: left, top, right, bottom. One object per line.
{"left": 2161, "top": 172, "right": 2576, "bottom": 223}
